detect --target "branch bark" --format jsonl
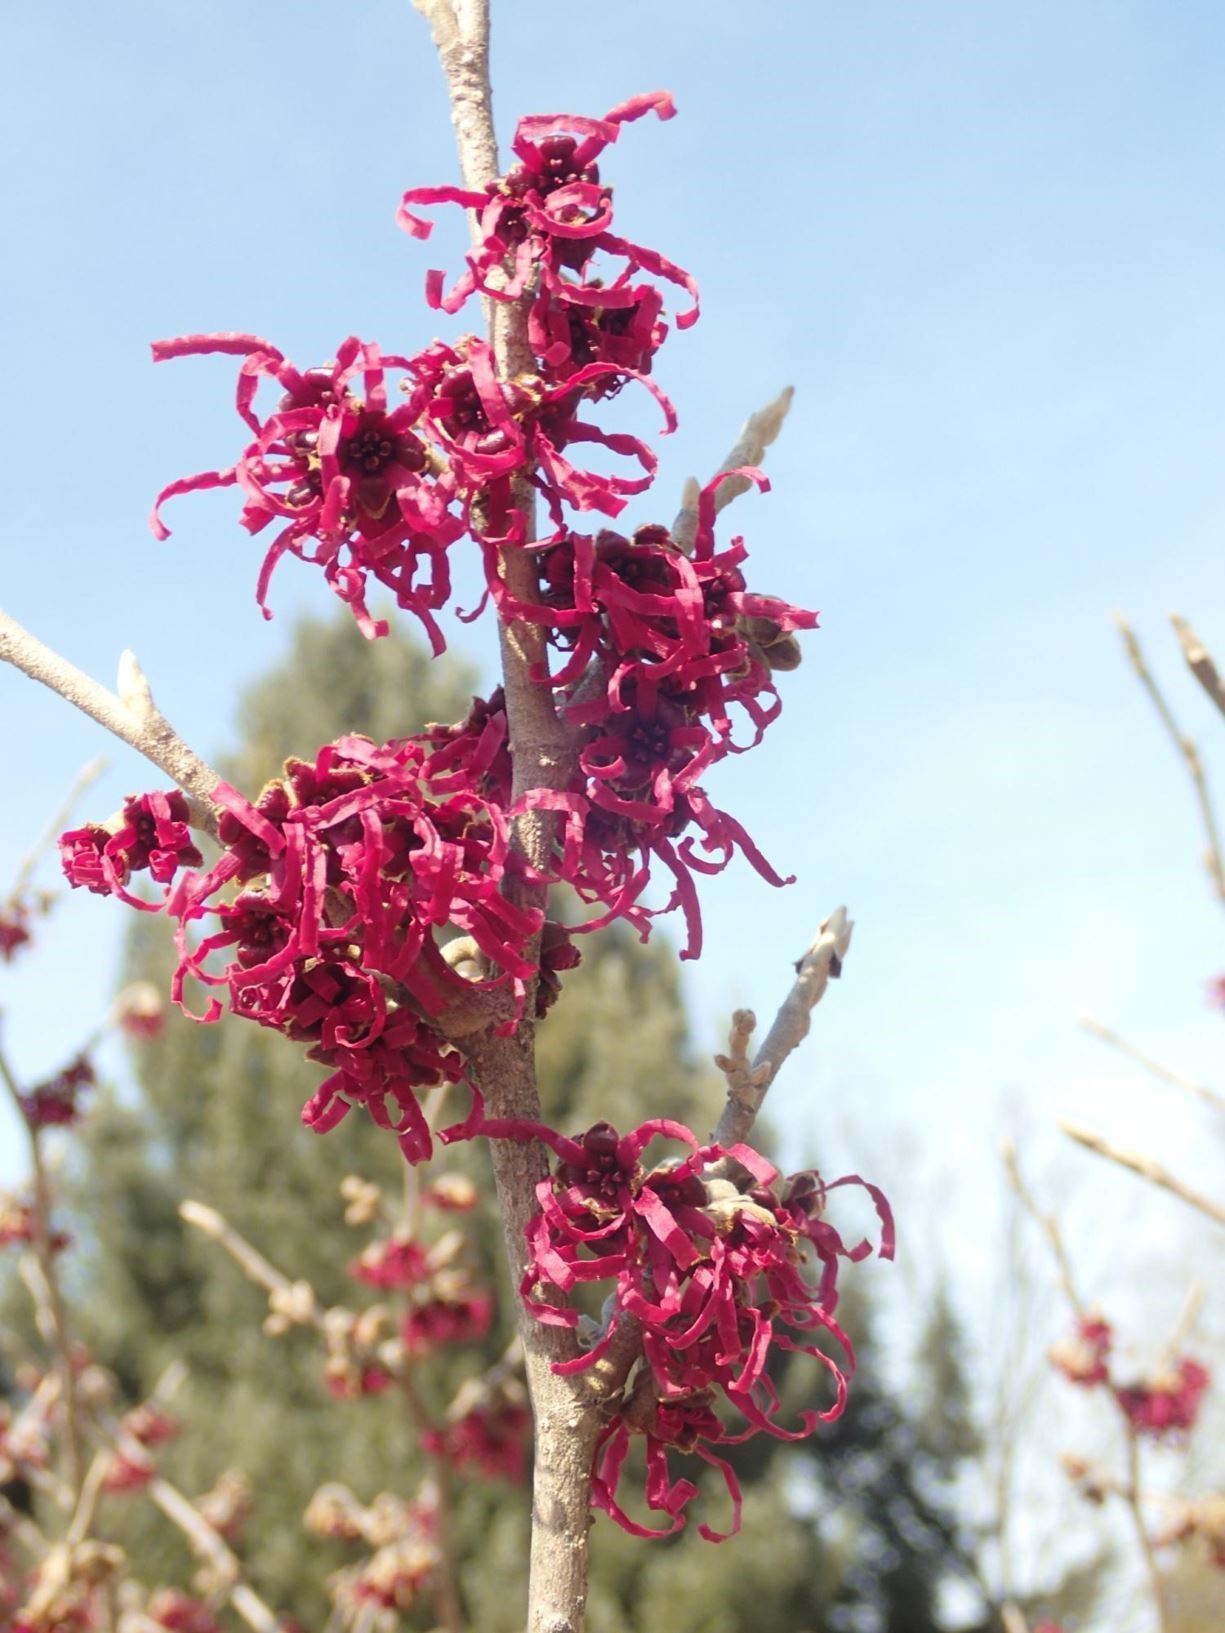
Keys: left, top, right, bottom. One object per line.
{"left": 408, "top": 9, "right": 598, "bottom": 1631}
{"left": 0, "top": 610, "right": 221, "bottom": 834}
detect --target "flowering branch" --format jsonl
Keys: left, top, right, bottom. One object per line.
{"left": 713, "top": 906, "right": 853, "bottom": 1148}
{"left": 1113, "top": 611, "right": 1225, "bottom": 903}
{"left": 0, "top": 610, "right": 221, "bottom": 834}
{"left": 1058, "top": 1120, "right": 1225, "bottom": 1228}
{"left": 1078, "top": 1013, "right": 1225, "bottom": 1116}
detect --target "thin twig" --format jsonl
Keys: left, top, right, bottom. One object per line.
{"left": 0, "top": 610, "right": 221, "bottom": 833}
{"left": 673, "top": 386, "right": 795, "bottom": 551}
{"left": 1000, "top": 1141, "right": 1084, "bottom": 1318}
{"left": 99, "top": 1412, "right": 281, "bottom": 1633}
{"left": 1114, "top": 612, "right": 1225, "bottom": 902}
{"left": 1078, "top": 1014, "right": 1225, "bottom": 1115}
{"left": 712, "top": 906, "right": 853, "bottom": 1148}
{"left": 0, "top": 1037, "right": 85, "bottom": 1497}
{"left": 4, "top": 756, "right": 107, "bottom": 910}
{"left": 1125, "top": 1432, "right": 1171, "bottom": 1633}
{"left": 1058, "top": 1121, "right": 1225, "bottom": 1228}
{"left": 1160, "top": 1279, "right": 1204, "bottom": 1369}
{"left": 179, "top": 1200, "right": 327, "bottom": 1331}
{"left": 1170, "top": 612, "right": 1225, "bottom": 721}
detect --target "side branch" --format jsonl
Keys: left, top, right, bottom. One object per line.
{"left": 673, "top": 386, "right": 794, "bottom": 551}
{"left": 1170, "top": 612, "right": 1225, "bottom": 721}
{"left": 0, "top": 609, "right": 221, "bottom": 833}
{"left": 1058, "top": 1121, "right": 1225, "bottom": 1228}
{"left": 1114, "top": 612, "right": 1225, "bottom": 902}
{"left": 712, "top": 906, "right": 853, "bottom": 1148}
{"left": 1078, "top": 1014, "right": 1225, "bottom": 1116}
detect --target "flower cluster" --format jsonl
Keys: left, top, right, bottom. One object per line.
{"left": 150, "top": 99, "right": 697, "bottom": 641}
{"left": 64, "top": 734, "right": 560, "bottom": 1162}
{"left": 19, "top": 1056, "right": 95, "bottom": 1131}
{"left": 480, "top": 1115, "right": 892, "bottom": 1539}
{"left": 1051, "top": 1314, "right": 1212, "bottom": 1440}
{"left": 422, "top": 1374, "right": 531, "bottom": 1485}
{"left": 1048, "top": 1314, "right": 1113, "bottom": 1387}
{"left": 1116, "top": 1357, "right": 1211, "bottom": 1438}
{"left": 305, "top": 1484, "right": 443, "bottom": 1627}
{"left": 0, "top": 902, "right": 32, "bottom": 962}
{"left": 60, "top": 792, "right": 202, "bottom": 909}
{"left": 0, "top": 1193, "right": 69, "bottom": 1254}
{"left": 65, "top": 93, "right": 818, "bottom": 1147}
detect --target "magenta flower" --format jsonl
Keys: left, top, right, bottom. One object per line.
{"left": 1116, "top": 1357, "right": 1210, "bottom": 1438}
{"left": 402, "top": 1281, "right": 493, "bottom": 1355}
{"left": 423, "top": 1390, "right": 531, "bottom": 1483}
{"left": 1049, "top": 1314, "right": 1113, "bottom": 1387}
{"left": 101, "top": 1449, "right": 156, "bottom": 1495}
{"left": 349, "top": 1235, "right": 432, "bottom": 1291}
{"left": 592, "top": 1391, "right": 742, "bottom": 1542}
{"left": 60, "top": 791, "right": 202, "bottom": 910}
{"left": 150, "top": 333, "right": 463, "bottom": 646}
{"left": 20, "top": 1055, "right": 95, "bottom": 1130}
{"left": 146, "top": 1592, "right": 223, "bottom": 1633}
{"left": 474, "top": 1115, "right": 892, "bottom": 1538}
{"left": 0, "top": 905, "right": 31, "bottom": 963}
{"left": 399, "top": 93, "right": 698, "bottom": 376}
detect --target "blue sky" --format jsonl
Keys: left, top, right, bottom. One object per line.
{"left": 2, "top": 0, "right": 1224, "bottom": 1537}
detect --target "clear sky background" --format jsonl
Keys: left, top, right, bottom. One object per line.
{"left": 2, "top": 2, "right": 1224, "bottom": 1609}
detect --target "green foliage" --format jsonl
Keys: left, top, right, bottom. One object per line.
{"left": 26, "top": 610, "right": 984, "bottom": 1630}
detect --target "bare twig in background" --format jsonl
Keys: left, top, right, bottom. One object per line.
{"left": 713, "top": 906, "right": 853, "bottom": 1148}
{"left": 179, "top": 1200, "right": 326, "bottom": 1332}
{"left": 1170, "top": 612, "right": 1225, "bottom": 721}
{"left": 1058, "top": 1121, "right": 1225, "bottom": 1229}
{"left": 1125, "top": 1432, "right": 1171, "bottom": 1633}
{"left": 1114, "top": 612, "right": 1225, "bottom": 902}
{"left": 0, "top": 1037, "right": 85, "bottom": 1497}
{"left": 99, "top": 1413, "right": 280, "bottom": 1633}
{"left": 1005, "top": 1144, "right": 1175, "bottom": 1631}
{"left": 673, "top": 385, "right": 794, "bottom": 551}
{"left": 1078, "top": 1014, "right": 1225, "bottom": 1115}
{"left": 4, "top": 756, "right": 106, "bottom": 910}
{"left": 0, "top": 610, "right": 221, "bottom": 833}
{"left": 1001, "top": 1141, "right": 1084, "bottom": 1318}
{"left": 1160, "top": 1280, "right": 1204, "bottom": 1369}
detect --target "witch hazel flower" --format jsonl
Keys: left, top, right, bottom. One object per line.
{"left": 1049, "top": 1314, "right": 1114, "bottom": 1387}
{"left": 60, "top": 792, "right": 202, "bottom": 909}
{"left": 20, "top": 1055, "right": 96, "bottom": 1130}
{"left": 423, "top": 1374, "right": 531, "bottom": 1484}
{"left": 150, "top": 333, "right": 463, "bottom": 646}
{"left": 418, "top": 334, "right": 676, "bottom": 541}
{"left": 63, "top": 733, "right": 544, "bottom": 1163}
{"left": 1116, "top": 1356, "right": 1211, "bottom": 1438}
{"left": 398, "top": 93, "right": 698, "bottom": 383}
{"left": 478, "top": 1115, "right": 892, "bottom": 1539}
{"left": 0, "top": 901, "right": 33, "bottom": 962}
